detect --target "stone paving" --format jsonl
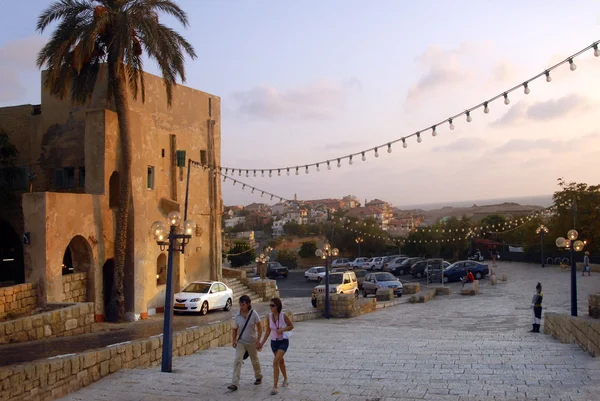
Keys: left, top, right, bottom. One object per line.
{"left": 57, "top": 262, "right": 600, "bottom": 401}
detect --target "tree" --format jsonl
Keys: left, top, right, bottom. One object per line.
{"left": 227, "top": 241, "right": 256, "bottom": 268}
{"left": 283, "top": 221, "right": 307, "bottom": 237}
{"left": 276, "top": 249, "right": 297, "bottom": 268}
{"left": 36, "top": 1, "right": 196, "bottom": 321}
{"left": 298, "top": 241, "right": 317, "bottom": 258}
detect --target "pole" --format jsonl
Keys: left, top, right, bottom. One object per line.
{"left": 541, "top": 231, "right": 545, "bottom": 268}
{"left": 570, "top": 199, "right": 577, "bottom": 317}
{"left": 324, "top": 256, "right": 330, "bottom": 319}
{"left": 181, "top": 158, "right": 192, "bottom": 254}
{"left": 161, "top": 226, "right": 176, "bottom": 372}
{"left": 358, "top": 242, "right": 361, "bottom": 257}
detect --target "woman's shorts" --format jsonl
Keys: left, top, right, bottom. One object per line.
{"left": 271, "top": 339, "right": 289, "bottom": 354}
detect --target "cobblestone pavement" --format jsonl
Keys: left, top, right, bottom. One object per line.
{"left": 58, "top": 262, "right": 600, "bottom": 401}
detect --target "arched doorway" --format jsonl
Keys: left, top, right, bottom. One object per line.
{"left": 156, "top": 253, "right": 167, "bottom": 286}
{"left": 102, "top": 259, "right": 117, "bottom": 322}
{"left": 0, "top": 220, "right": 24, "bottom": 286}
{"left": 62, "top": 235, "right": 94, "bottom": 302}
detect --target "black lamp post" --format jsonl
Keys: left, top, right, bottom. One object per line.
{"left": 555, "top": 230, "right": 585, "bottom": 317}
{"left": 355, "top": 237, "right": 363, "bottom": 257}
{"left": 151, "top": 211, "right": 195, "bottom": 373}
{"left": 536, "top": 224, "right": 549, "bottom": 267}
{"left": 315, "top": 243, "right": 339, "bottom": 319}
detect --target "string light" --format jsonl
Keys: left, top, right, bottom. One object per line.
{"left": 431, "top": 126, "right": 437, "bottom": 137}
{"left": 448, "top": 118, "right": 455, "bottom": 130}
{"left": 374, "top": 147, "right": 379, "bottom": 158}
{"left": 595, "top": 44, "right": 600, "bottom": 57}
{"left": 416, "top": 133, "right": 422, "bottom": 143}
{"left": 402, "top": 139, "right": 407, "bottom": 148}
{"left": 361, "top": 152, "right": 366, "bottom": 161}
{"left": 466, "top": 111, "right": 472, "bottom": 122}
{"left": 327, "top": 161, "right": 331, "bottom": 170}
{"left": 295, "top": 167, "right": 299, "bottom": 176}
{"left": 545, "top": 70, "right": 552, "bottom": 82}
{"left": 316, "top": 163, "right": 320, "bottom": 172}
{"left": 337, "top": 159, "right": 341, "bottom": 168}
{"left": 569, "top": 58, "right": 577, "bottom": 71}
{"left": 523, "top": 82, "right": 530, "bottom": 95}
{"left": 483, "top": 102, "right": 489, "bottom": 114}
{"left": 503, "top": 93, "right": 510, "bottom": 105}
{"left": 388, "top": 143, "right": 393, "bottom": 153}
{"left": 287, "top": 168, "right": 290, "bottom": 176}
{"left": 349, "top": 155, "right": 353, "bottom": 165}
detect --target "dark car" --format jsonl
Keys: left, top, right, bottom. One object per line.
{"left": 353, "top": 268, "right": 368, "bottom": 289}
{"left": 443, "top": 261, "right": 489, "bottom": 284}
{"left": 410, "top": 260, "right": 429, "bottom": 278}
{"left": 266, "top": 262, "right": 289, "bottom": 279}
{"left": 391, "top": 257, "right": 422, "bottom": 276}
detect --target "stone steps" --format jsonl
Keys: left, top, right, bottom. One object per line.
{"left": 222, "top": 278, "right": 263, "bottom": 304}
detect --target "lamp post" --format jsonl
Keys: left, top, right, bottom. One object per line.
{"left": 536, "top": 224, "right": 549, "bottom": 267}
{"left": 151, "top": 211, "right": 196, "bottom": 373}
{"left": 255, "top": 246, "right": 272, "bottom": 280}
{"left": 555, "top": 230, "right": 585, "bottom": 317}
{"left": 315, "top": 243, "right": 339, "bottom": 319}
{"left": 355, "top": 237, "right": 364, "bottom": 257}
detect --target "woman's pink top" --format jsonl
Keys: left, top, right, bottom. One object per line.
{"left": 269, "top": 311, "right": 288, "bottom": 341}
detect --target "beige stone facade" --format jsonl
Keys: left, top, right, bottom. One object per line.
{"left": 0, "top": 67, "right": 222, "bottom": 321}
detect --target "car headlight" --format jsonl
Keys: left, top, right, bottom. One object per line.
{"left": 189, "top": 298, "right": 200, "bottom": 302}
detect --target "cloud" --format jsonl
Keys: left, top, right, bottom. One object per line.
{"left": 495, "top": 131, "right": 599, "bottom": 155}
{"left": 490, "top": 101, "right": 527, "bottom": 127}
{"left": 324, "top": 140, "right": 367, "bottom": 151}
{"left": 231, "top": 78, "right": 360, "bottom": 120}
{"left": 491, "top": 94, "right": 589, "bottom": 127}
{"left": 0, "top": 36, "right": 46, "bottom": 104}
{"left": 433, "top": 137, "right": 488, "bottom": 152}
{"left": 492, "top": 61, "right": 518, "bottom": 82}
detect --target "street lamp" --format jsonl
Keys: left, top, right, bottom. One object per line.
{"left": 536, "top": 224, "right": 549, "bottom": 267}
{"left": 354, "top": 237, "right": 364, "bottom": 257}
{"left": 555, "top": 229, "right": 585, "bottom": 317}
{"left": 151, "top": 211, "right": 196, "bottom": 373}
{"left": 255, "top": 246, "right": 272, "bottom": 280}
{"left": 315, "top": 243, "right": 339, "bottom": 319}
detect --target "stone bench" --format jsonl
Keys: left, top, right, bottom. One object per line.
{"left": 589, "top": 294, "right": 600, "bottom": 318}
{"left": 499, "top": 273, "right": 507, "bottom": 282}
{"left": 433, "top": 286, "right": 451, "bottom": 296}
{"left": 490, "top": 275, "right": 498, "bottom": 285}
{"left": 460, "top": 280, "right": 480, "bottom": 296}
{"left": 410, "top": 289, "right": 436, "bottom": 303}
{"left": 376, "top": 288, "right": 394, "bottom": 302}
{"left": 403, "top": 283, "right": 420, "bottom": 295}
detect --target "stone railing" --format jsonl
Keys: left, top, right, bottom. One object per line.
{"left": 241, "top": 279, "right": 279, "bottom": 301}
{"left": 222, "top": 267, "right": 246, "bottom": 279}
{"left": 544, "top": 312, "right": 600, "bottom": 357}
{"left": 590, "top": 294, "right": 600, "bottom": 318}
{"left": 62, "top": 273, "right": 87, "bottom": 303}
{"left": 0, "top": 310, "right": 319, "bottom": 401}
{"left": 316, "top": 294, "right": 376, "bottom": 318}
{"left": 0, "top": 283, "right": 37, "bottom": 321}
{"left": 0, "top": 303, "right": 94, "bottom": 345}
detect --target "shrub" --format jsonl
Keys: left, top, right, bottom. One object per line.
{"left": 276, "top": 249, "right": 298, "bottom": 268}
{"left": 298, "top": 241, "right": 317, "bottom": 258}
{"left": 227, "top": 241, "right": 256, "bottom": 267}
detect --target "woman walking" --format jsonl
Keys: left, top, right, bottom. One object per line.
{"left": 530, "top": 282, "right": 543, "bottom": 333}
{"left": 583, "top": 251, "right": 591, "bottom": 276}
{"left": 260, "top": 297, "right": 294, "bottom": 395}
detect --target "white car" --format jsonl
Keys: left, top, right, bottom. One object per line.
{"left": 331, "top": 258, "right": 351, "bottom": 268}
{"left": 365, "top": 257, "right": 385, "bottom": 270}
{"left": 173, "top": 281, "right": 233, "bottom": 315}
{"left": 305, "top": 266, "right": 326, "bottom": 282}
{"left": 350, "top": 257, "right": 369, "bottom": 269}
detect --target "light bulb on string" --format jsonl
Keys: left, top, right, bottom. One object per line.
{"left": 431, "top": 126, "right": 437, "bottom": 136}
{"left": 245, "top": 170, "right": 249, "bottom": 178}
{"left": 349, "top": 156, "right": 353, "bottom": 165}
{"left": 448, "top": 118, "right": 455, "bottom": 130}
{"left": 387, "top": 143, "right": 393, "bottom": 153}
{"left": 594, "top": 44, "right": 600, "bottom": 57}
{"left": 238, "top": 170, "right": 241, "bottom": 176}
{"left": 242, "top": 184, "right": 245, "bottom": 190}
{"left": 466, "top": 111, "right": 472, "bottom": 122}
{"left": 523, "top": 82, "right": 530, "bottom": 95}
{"left": 374, "top": 147, "right": 379, "bottom": 158}
{"left": 361, "top": 152, "right": 366, "bottom": 161}
{"left": 327, "top": 161, "right": 331, "bottom": 170}
{"left": 305, "top": 165, "right": 309, "bottom": 174}
{"left": 402, "top": 139, "right": 407, "bottom": 148}
{"left": 269, "top": 170, "right": 272, "bottom": 177}
{"left": 233, "top": 180, "right": 236, "bottom": 186}
{"left": 569, "top": 58, "right": 576, "bottom": 71}
{"left": 295, "top": 167, "right": 299, "bottom": 176}
{"left": 286, "top": 168, "right": 290, "bottom": 176}
{"left": 261, "top": 170, "right": 264, "bottom": 177}
{"left": 416, "top": 133, "right": 422, "bottom": 143}
{"left": 277, "top": 169, "right": 281, "bottom": 176}
{"left": 316, "top": 163, "right": 320, "bottom": 172}
{"left": 483, "top": 102, "right": 489, "bottom": 114}
{"left": 545, "top": 71, "right": 552, "bottom": 82}
{"left": 337, "top": 159, "right": 341, "bottom": 168}
{"left": 270, "top": 195, "right": 273, "bottom": 200}
{"left": 503, "top": 93, "right": 510, "bottom": 105}
{"left": 253, "top": 170, "right": 256, "bottom": 177}
{"left": 261, "top": 192, "right": 264, "bottom": 197}
{"left": 251, "top": 188, "right": 255, "bottom": 194}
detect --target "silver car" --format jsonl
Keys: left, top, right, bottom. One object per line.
{"left": 362, "top": 272, "right": 403, "bottom": 297}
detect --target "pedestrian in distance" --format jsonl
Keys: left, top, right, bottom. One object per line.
{"left": 582, "top": 251, "right": 591, "bottom": 276}
{"left": 228, "top": 295, "right": 263, "bottom": 392}
{"left": 530, "top": 282, "right": 543, "bottom": 333}
{"left": 260, "top": 297, "right": 294, "bottom": 396}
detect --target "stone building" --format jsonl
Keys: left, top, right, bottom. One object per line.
{"left": 0, "top": 68, "right": 222, "bottom": 321}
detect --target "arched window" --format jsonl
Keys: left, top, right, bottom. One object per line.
{"left": 157, "top": 254, "right": 167, "bottom": 285}
{"left": 109, "top": 171, "right": 119, "bottom": 209}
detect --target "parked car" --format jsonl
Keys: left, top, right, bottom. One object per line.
{"left": 365, "top": 257, "right": 385, "bottom": 270}
{"left": 173, "top": 281, "right": 233, "bottom": 315}
{"left": 384, "top": 257, "right": 408, "bottom": 272}
{"left": 350, "top": 257, "right": 369, "bottom": 269}
{"left": 331, "top": 267, "right": 349, "bottom": 273}
{"left": 331, "top": 258, "right": 352, "bottom": 268}
{"left": 362, "top": 272, "right": 403, "bottom": 298}
{"left": 410, "top": 260, "right": 429, "bottom": 278}
{"left": 353, "top": 268, "right": 367, "bottom": 289}
{"left": 443, "top": 261, "right": 489, "bottom": 284}
{"left": 311, "top": 271, "right": 359, "bottom": 307}
{"left": 391, "top": 257, "right": 422, "bottom": 276}
{"left": 266, "top": 262, "right": 289, "bottom": 279}
{"left": 304, "top": 266, "right": 326, "bottom": 282}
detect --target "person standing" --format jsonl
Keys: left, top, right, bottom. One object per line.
{"left": 260, "top": 297, "right": 294, "bottom": 395}
{"left": 583, "top": 251, "right": 591, "bottom": 276}
{"left": 228, "top": 295, "right": 263, "bottom": 391}
{"left": 530, "top": 283, "right": 543, "bottom": 333}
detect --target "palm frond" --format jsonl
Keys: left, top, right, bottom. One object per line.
{"left": 128, "top": 0, "right": 190, "bottom": 27}
{"left": 37, "top": 0, "right": 94, "bottom": 33}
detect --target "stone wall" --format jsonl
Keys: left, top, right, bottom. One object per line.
{"left": 316, "top": 294, "right": 376, "bottom": 318}
{"left": 62, "top": 273, "right": 87, "bottom": 303}
{"left": 0, "top": 303, "right": 93, "bottom": 345}
{"left": 590, "top": 294, "right": 600, "bottom": 318}
{"left": 544, "top": 312, "right": 600, "bottom": 357}
{"left": 0, "top": 310, "right": 318, "bottom": 401}
{"left": 241, "top": 279, "right": 279, "bottom": 301}
{"left": 0, "top": 283, "right": 37, "bottom": 321}
{"left": 222, "top": 267, "right": 246, "bottom": 279}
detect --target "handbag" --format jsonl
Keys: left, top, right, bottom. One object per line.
{"left": 237, "top": 309, "right": 254, "bottom": 360}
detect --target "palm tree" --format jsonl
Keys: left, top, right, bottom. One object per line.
{"left": 36, "top": 0, "right": 197, "bottom": 321}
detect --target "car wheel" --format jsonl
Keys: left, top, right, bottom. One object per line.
{"left": 318, "top": 277, "right": 322, "bottom": 283}
{"left": 362, "top": 289, "right": 367, "bottom": 298}
{"left": 199, "top": 301, "right": 208, "bottom": 316}
{"left": 443, "top": 276, "right": 449, "bottom": 284}
{"left": 305, "top": 276, "right": 309, "bottom": 281}
{"left": 475, "top": 272, "right": 482, "bottom": 280}
{"left": 416, "top": 272, "right": 422, "bottom": 278}
{"left": 223, "top": 298, "right": 232, "bottom": 311}
{"left": 311, "top": 298, "right": 317, "bottom": 308}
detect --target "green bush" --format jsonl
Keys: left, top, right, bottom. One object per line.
{"left": 298, "top": 241, "right": 317, "bottom": 258}
{"left": 276, "top": 249, "right": 298, "bottom": 268}
{"left": 227, "top": 241, "right": 256, "bottom": 267}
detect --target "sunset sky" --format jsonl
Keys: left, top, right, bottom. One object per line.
{"left": 1, "top": 1, "right": 599, "bottom": 207}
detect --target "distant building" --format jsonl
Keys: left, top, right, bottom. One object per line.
{"left": 236, "top": 231, "right": 255, "bottom": 244}
{"left": 347, "top": 206, "right": 389, "bottom": 230}
{"left": 271, "top": 203, "right": 287, "bottom": 216}
{"left": 224, "top": 216, "right": 246, "bottom": 228}
{"left": 245, "top": 202, "right": 270, "bottom": 213}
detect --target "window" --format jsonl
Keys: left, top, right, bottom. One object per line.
{"left": 54, "top": 167, "right": 75, "bottom": 188}
{"left": 109, "top": 171, "right": 119, "bottom": 209}
{"left": 11, "top": 166, "right": 28, "bottom": 190}
{"left": 147, "top": 166, "right": 155, "bottom": 190}
{"left": 208, "top": 97, "right": 212, "bottom": 117}
{"left": 79, "top": 167, "right": 85, "bottom": 187}
{"left": 156, "top": 254, "right": 167, "bottom": 285}
{"left": 200, "top": 150, "right": 207, "bottom": 166}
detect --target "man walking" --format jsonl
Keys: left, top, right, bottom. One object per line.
{"left": 228, "top": 295, "right": 263, "bottom": 391}
{"left": 530, "top": 282, "right": 543, "bottom": 333}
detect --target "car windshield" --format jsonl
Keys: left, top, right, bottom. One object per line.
{"left": 183, "top": 283, "right": 211, "bottom": 293}
{"left": 316, "top": 268, "right": 325, "bottom": 273}
{"left": 375, "top": 273, "right": 396, "bottom": 282}
{"left": 268, "top": 262, "right": 281, "bottom": 268}
{"left": 327, "top": 275, "right": 344, "bottom": 284}
{"left": 400, "top": 259, "right": 415, "bottom": 266}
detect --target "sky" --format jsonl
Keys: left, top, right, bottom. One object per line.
{"left": 1, "top": 0, "right": 600, "bottom": 207}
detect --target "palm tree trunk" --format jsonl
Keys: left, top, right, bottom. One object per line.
{"left": 108, "top": 60, "right": 132, "bottom": 322}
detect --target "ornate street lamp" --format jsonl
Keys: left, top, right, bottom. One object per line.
{"left": 255, "top": 246, "right": 272, "bottom": 280}
{"left": 315, "top": 243, "right": 339, "bottom": 319}
{"left": 354, "top": 237, "right": 364, "bottom": 257}
{"left": 151, "top": 211, "right": 195, "bottom": 373}
{"left": 536, "top": 224, "right": 549, "bottom": 267}
{"left": 555, "top": 229, "right": 585, "bottom": 317}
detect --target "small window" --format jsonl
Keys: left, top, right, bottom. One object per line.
{"left": 208, "top": 97, "right": 212, "bottom": 117}
{"left": 11, "top": 166, "right": 28, "bottom": 190}
{"left": 156, "top": 254, "right": 167, "bottom": 285}
{"left": 64, "top": 167, "right": 75, "bottom": 188}
{"left": 200, "top": 150, "right": 207, "bottom": 166}
{"left": 147, "top": 166, "right": 155, "bottom": 190}
{"left": 109, "top": 171, "right": 119, "bottom": 209}
{"left": 54, "top": 169, "right": 65, "bottom": 188}
{"left": 79, "top": 167, "right": 85, "bottom": 187}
